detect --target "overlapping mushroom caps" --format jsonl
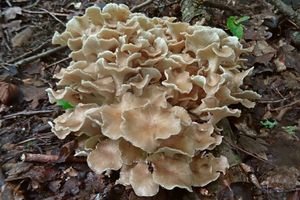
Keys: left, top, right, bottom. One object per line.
{"left": 47, "top": 3, "right": 260, "bottom": 197}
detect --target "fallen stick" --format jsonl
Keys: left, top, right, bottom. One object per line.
{"left": 131, "top": 0, "right": 153, "bottom": 12}
{"left": 22, "top": 9, "right": 69, "bottom": 17}
{"left": 21, "top": 153, "right": 59, "bottom": 163}
{"left": 40, "top": 8, "right": 66, "bottom": 27}
{"left": 21, "top": 153, "right": 86, "bottom": 163}
{"left": 46, "top": 57, "right": 71, "bottom": 68}
{"left": 13, "top": 45, "right": 67, "bottom": 67}
{"left": 6, "top": 39, "right": 51, "bottom": 64}
{"left": 202, "top": 1, "right": 239, "bottom": 15}
{"left": 269, "top": 0, "right": 300, "bottom": 28}
{"left": 3, "top": 110, "right": 53, "bottom": 119}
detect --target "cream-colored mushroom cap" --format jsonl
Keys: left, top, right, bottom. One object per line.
{"left": 48, "top": 3, "right": 260, "bottom": 197}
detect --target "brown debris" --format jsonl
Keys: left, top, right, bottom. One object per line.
{"left": 0, "top": 82, "right": 20, "bottom": 105}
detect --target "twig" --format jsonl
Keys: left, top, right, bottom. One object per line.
{"left": 24, "top": 0, "right": 41, "bottom": 9}
{"left": 131, "top": 0, "right": 153, "bottom": 12}
{"left": 22, "top": 9, "right": 69, "bottom": 17}
{"left": 21, "top": 153, "right": 86, "bottom": 163}
{"left": 12, "top": 45, "right": 67, "bottom": 67}
{"left": 5, "top": 0, "right": 12, "bottom": 7}
{"left": 3, "top": 110, "right": 53, "bottom": 119}
{"left": 239, "top": 163, "right": 262, "bottom": 189}
{"left": 271, "top": 99, "right": 300, "bottom": 111}
{"left": 6, "top": 39, "right": 51, "bottom": 64}
{"left": 46, "top": 57, "right": 71, "bottom": 68}
{"left": 21, "top": 153, "right": 59, "bottom": 163}
{"left": 40, "top": 8, "right": 66, "bottom": 27}
{"left": 269, "top": 0, "right": 300, "bottom": 28}
{"left": 202, "top": 1, "right": 239, "bottom": 15}
{"left": 223, "top": 138, "right": 270, "bottom": 163}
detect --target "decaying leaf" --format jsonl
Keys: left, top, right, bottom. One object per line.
{"left": 11, "top": 27, "right": 33, "bottom": 47}
{"left": 0, "top": 82, "right": 20, "bottom": 105}
{"left": 3, "top": 7, "right": 22, "bottom": 21}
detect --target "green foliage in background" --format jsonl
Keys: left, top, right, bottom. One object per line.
{"left": 226, "top": 16, "right": 249, "bottom": 39}
{"left": 282, "top": 125, "right": 297, "bottom": 135}
{"left": 260, "top": 119, "right": 277, "bottom": 129}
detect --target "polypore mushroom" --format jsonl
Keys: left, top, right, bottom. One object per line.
{"left": 47, "top": 3, "right": 260, "bottom": 197}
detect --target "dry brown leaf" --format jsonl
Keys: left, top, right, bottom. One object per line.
{"left": 11, "top": 27, "right": 33, "bottom": 47}
{"left": 3, "top": 7, "right": 22, "bottom": 21}
{"left": 0, "top": 82, "right": 20, "bottom": 105}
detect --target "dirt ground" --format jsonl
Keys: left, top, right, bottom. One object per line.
{"left": 0, "top": 0, "right": 299, "bottom": 199}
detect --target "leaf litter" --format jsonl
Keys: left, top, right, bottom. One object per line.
{"left": 1, "top": 0, "right": 300, "bottom": 199}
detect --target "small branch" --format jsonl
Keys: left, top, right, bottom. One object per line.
{"left": 21, "top": 153, "right": 86, "bottom": 163}
{"left": 22, "top": 9, "right": 69, "bottom": 17}
{"left": 3, "top": 110, "right": 53, "bottom": 119}
{"left": 202, "top": 1, "right": 239, "bottom": 15}
{"left": 46, "top": 57, "right": 71, "bottom": 68}
{"left": 21, "top": 153, "right": 59, "bottom": 163}
{"left": 6, "top": 39, "right": 51, "bottom": 64}
{"left": 223, "top": 138, "right": 270, "bottom": 163}
{"left": 12, "top": 45, "right": 67, "bottom": 67}
{"left": 131, "top": 0, "right": 153, "bottom": 12}
{"left": 40, "top": 8, "right": 66, "bottom": 27}
{"left": 5, "top": 0, "right": 12, "bottom": 7}
{"left": 269, "top": 0, "right": 300, "bottom": 28}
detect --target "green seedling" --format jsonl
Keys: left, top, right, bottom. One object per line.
{"left": 260, "top": 119, "right": 277, "bottom": 129}
{"left": 57, "top": 99, "right": 74, "bottom": 110}
{"left": 282, "top": 125, "right": 297, "bottom": 135}
{"left": 226, "top": 16, "right": 250, "bottom": 39}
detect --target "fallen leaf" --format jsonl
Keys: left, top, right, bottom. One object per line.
{"left": 3, "top": 7, "right": 22, "bottom": 21}
{"left": 255, "top": 53, "right": 275, "bottom": 65}
{"left": 253, "top": 40, "right": 277, "bottom": 56}
{"left": 62, "top": 177, "right": 80, "bottom": 196}
{"left": 218, "top": 182, "right": 255, "bottom": 200}
{"left": 11, "top": 27, "right": 33, "bottom": 47}
{"left": 0, "top": 65, "right": 18, "bottom": 81}
{"left": 48, "top": 180, "right": 62, "bottom": 193}
{"left": 2, "top": 20, "right": 22, "bottom": 33}
{"left": 238, "top": 135, "right": 268, "bottom": 160}
{"left": 56, "top": 140, "right": 78, "bottom": 163}
{"left": 181, "top": 0, "right": 207, "bottom": 22}
{"left": 20, "top": 85, "right": 47, "bottom": 108}
{"left": 261, "top": 167, "right": 300, "bottom": 191}
{"left": 0, "top": 82, "right": 21, "bottom": 105}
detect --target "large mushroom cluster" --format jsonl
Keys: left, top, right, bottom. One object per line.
{"left": 47, "top": 3, "right": 260, "bottom": 196}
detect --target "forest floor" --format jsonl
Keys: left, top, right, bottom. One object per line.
{"left": 0, "top": 0, "right": 299, "bottom": 199}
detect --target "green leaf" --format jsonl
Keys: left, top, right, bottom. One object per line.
{"left": 226, "top": 16, "right": 249, "bottom": 39}
{"left": 57, "top": 99, "right": 74, "bottom": 109}
{"left": 282, "top": 125, "right": 297, "bottom": 135}
{"left": 260, "top": 119, "right": 277, "bottom": 129}
{"left": 235, "top": 16, "right": 250, "bottom": 24}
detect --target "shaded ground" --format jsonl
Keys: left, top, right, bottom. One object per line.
{"left": 0, "top": 0, "right": 299, "bottom": 199}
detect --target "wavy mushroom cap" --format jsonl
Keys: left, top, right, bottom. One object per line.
{"left": 48, "top": 3, "right": 260, "bottom": 197}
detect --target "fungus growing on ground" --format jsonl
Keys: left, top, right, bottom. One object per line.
{"left": 47, "top": 3, "right": 260, "bottom": 197}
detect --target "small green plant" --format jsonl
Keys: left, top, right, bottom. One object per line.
{"left": 260, "top": 119, "right": 277, "bottom": 129}
{"left": 226, "top": 16, "right": 249, "bottom": 39}
{"left": 57, "top": 99, "right": 74, "bottom": 109}
{"left": 282, "top": 125, "right": 297, "bottom": 135}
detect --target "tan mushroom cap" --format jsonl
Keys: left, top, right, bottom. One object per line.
{"left": 51, "top": 103, "right": 101, "bottom": 139}
{"left": 87, "top": 140, "right": 122, "bottom": 174}
{"left": 48, "top": 3, "right": 261, "bottom": 197}
{"left": 121, "top": 104, "right": 182, "bottom": 152}
{"left": 157, "top": 122, "right": 221, "bottom": 156}
{"left": 129, "top": 162, "right": 160, "bottom": 196}
{"left": 119, "top": 139, "right": 146, "bottom": 165}
{"left": 100, "top": 92, "right": 148, "bottom": 140}
{"left": 191, "top": 154, "right": 229, "bottom": 186}
{"left": 148, "top": 153, "right": 193, "bottom": 191}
